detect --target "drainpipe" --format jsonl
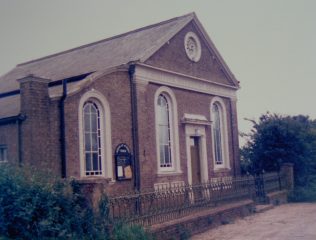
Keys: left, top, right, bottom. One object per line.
{"left": 60, "top": 80, "right": 67, "bottom": 178}
{"left": 17, "top": 114, "right": 26, "bottom": 165}
{"left": 129, "top": 64, "right": 140, "bottom": 191}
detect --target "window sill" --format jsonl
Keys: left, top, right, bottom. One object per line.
{"left": 77, "top": 177, "right": 113, "bottom": 184}
{"left": 157, "top": 171, "right": 183, "bottom": 177}
{"left": 214, "top": 167, "right": 231, "bottom": 173}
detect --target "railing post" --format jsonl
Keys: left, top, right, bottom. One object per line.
{"left": 220, "top": 180, "right": 224, "bottom": 201}
{"left": 135, "top": 190, "right": 141, "bottom": 217}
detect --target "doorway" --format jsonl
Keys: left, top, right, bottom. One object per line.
{"left": 185, "top": 123, "right": 209, "bottom": 186}
{"left": 190, "top": 137, "right": 201, "bottom": 185}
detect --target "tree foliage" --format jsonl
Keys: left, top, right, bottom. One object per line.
{"left": 240, "top": 113, "right": 316, "bottom": 201}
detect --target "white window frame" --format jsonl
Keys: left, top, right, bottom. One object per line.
{"left": 78, "top": 90, "right": 113, "bottom": 179}
{"left": 157, "top": 94, "right": 173, "bottom": 169}
{"left": 0, "top": 145, "right": 8, "bottom": 163}
{"left": 210, "top": 97, "right": 230, "bottom": 170}
{"left": 154, "top": 86, "right": 180, "bottom": 174}
{"left": 83, "top": 102, "right": 103, "bottom": 176}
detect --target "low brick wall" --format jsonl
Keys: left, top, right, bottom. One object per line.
{"left": 151, "top": 200, "right": 255, "bottom": 240}
{"left": 151, "top": 189, "right": 289, "bottom": 240}
{"left": 267, "top": 190, "right": 288, "bottom": 205}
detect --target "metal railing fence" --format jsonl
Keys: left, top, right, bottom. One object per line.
{"left": 108, "top": 172, "right": 283, "bottom": 226}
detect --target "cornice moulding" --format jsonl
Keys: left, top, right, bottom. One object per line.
{"left": 135, "top": 64, "right": 238, "bottom": 100}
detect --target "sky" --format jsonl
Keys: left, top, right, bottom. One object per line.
{"left": 0, "top": 0, "right": 315, "bottom": 144}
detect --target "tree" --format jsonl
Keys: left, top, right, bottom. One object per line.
{"left": 241, "top": 113, "right": 316, "bottom": 201}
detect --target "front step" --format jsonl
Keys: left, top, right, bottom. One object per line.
{"left": 255, "top": 204, "right": 274, "bottom": 213}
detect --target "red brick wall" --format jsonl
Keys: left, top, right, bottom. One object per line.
{"left": 0, "top": 123, "right": 19, "bottom": 164}
{"left": 230, "top": 100, "right": 241, "bottom": 176}
{"left": 137, "top": 82, "right": 239, "bottom": 189}
{"left": 3, "top": 72, "right": 135, "bottom": 194}
{"left": 1, "top": 69, "right": 239, "bottom": 194}
{"left": 19, "top": 80, "right": 54, "bottom": 170}
{"left": 0, "top": 86, "right": 62, "bottom": 175}
{"left": 47, "top": 100, "right": 63, "bottom": 176}
{"left": 64, "top": 71, "right": 135, "bottom": 194}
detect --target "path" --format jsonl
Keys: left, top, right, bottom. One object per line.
{"left": 191, "top": 203, "right": 316, "bottom": 240}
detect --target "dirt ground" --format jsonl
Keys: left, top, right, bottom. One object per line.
{"left": 191, "top": 203, "right": 316, "bottom": 240}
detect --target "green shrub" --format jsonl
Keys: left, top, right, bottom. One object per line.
{"left": 288, "top": 177, "right": 316, "bottom": 202}
{"left": 0, "top": 164, "right": 152, "bottom": 240}
{"left": 111, "top": 222, "right": 153, "bottom": 240}
{"left": 176, "top": 224, "right": 191, "bottom": 240}
{"left": 0, "top": 164, "right": 100, "bottom": 239}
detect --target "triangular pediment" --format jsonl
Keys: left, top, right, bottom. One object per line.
{"left": 143, "top": 14, "right": 239, "bottom": 88}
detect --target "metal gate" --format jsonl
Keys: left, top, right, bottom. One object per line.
{"left": 254, "top": 174, "right": 267, "bottom": 203}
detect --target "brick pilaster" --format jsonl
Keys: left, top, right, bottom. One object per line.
{"left": 17, "top": 74, "right": 51, "bottom": 167}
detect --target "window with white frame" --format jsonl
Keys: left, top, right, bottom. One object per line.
{"left": 157, "top": 94, "right": 172, "bottom": 168}
{"left": 83, "top": 102, "right": 102, "bottom": 176}
{"left": 0, "top": 145, "right": 8, "bottom": 162}
{"left": 155, "top": 87, "right": 180, "bottom": 173}
{"left": 211, "top": 98, "right": 230, "bottom": 169}
{"left": 212, "top": 103, "right": 223, "bottom": 165}
{"left": 78, "top": 90, "right": 113, "bottom": 179}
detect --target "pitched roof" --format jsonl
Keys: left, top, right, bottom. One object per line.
{"left": 0, "top": 13, "right": 194, "bottom": 94}
{"left": 0, "top": 12, "right": 239, "bottom": 119}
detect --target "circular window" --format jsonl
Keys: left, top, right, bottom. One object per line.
{"left": 184, "top": 32, "right": 201, "bottom": 62}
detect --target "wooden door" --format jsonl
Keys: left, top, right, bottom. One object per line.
{"left": 190, "top": 137, "right": 201, "bottom": 185}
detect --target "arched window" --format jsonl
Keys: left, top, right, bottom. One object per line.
{"left": 78, "top": 91, "right": 113, "bottom": 178}
{"left": 157, "top": 94, "right": 172, "bottom": 168}
{"left": 210, "top": 97, "right": 230, "bottom": 169}
{"left": 83, "top": 102, "right": 102, "bottom": 176}
{"left": 212, "top": 103, "right": 223, "bottom": 165}
{"left": 154, "top": 87, "right": 180, "bottom": 173}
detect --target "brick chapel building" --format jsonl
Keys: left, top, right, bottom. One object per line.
{"left": 0, "top": 13, "right": 240, "bottom": 193}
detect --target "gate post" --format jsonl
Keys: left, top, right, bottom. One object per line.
{"left": 280, "top": 163, "right": 294, "bottom": 191}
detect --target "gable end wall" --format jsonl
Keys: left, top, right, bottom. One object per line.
{"left": 145, "top": 22, "right": 232, "bottom": 86}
